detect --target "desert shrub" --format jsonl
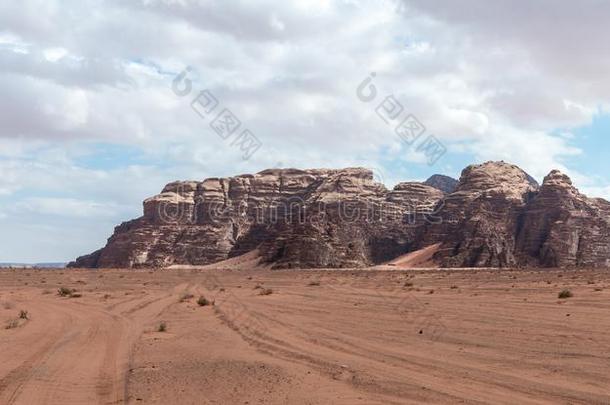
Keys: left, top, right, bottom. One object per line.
{"left": 253, "top": 284, "right": 263, "bottom": 290}
{"left": 19, "top": 310, "right": 28, "bottom": 320}
{"left": 58, "top": 287, "right": 75, "bottom": 297}
{"left": 158, "top": 321, "right": 167, "bottom": 332}
{"left": 179, "top": 293, "right": 194, "bottom": 302}
{"left": 307, "top": 281, "right": 321, "bottom": 286}
{"left": 404, "top": 281, "right": 414, "bottom": 287}
{"left": 197, "top": 296, "right": 211, "bottom": 306}
{"left": 450, "top": 285, "right": 458, "bottom": 289}
{"left": 70, "top": 293, "right": 82, "bottom": 298}
{"left": 5, "top": 319, "right": 19, "bottom": 329}
{"left": 258, "top": 288, "right": 273, "bottom": 296}
{"left": 558, "top": 289, "right": 573, "bottom": 299}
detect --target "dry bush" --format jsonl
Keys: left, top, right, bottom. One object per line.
{"left": 5, "top": 319, "right": 19, "bottom": 329}
{"left": 179, "top": 293, "right": 194, "bottom": 303}
{"left": 58, "top": 287, "right": 76, "bottom": 297}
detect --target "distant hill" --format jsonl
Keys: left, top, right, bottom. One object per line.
{"left": 423, "top": 174, "right": 459, "bottom": 194}
{"left": 0, "top": 262, "right": 66, "bottom": 269}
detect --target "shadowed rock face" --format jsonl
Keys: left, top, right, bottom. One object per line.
{"left": 69, "top": 162, "right": 610, "bottom": 269}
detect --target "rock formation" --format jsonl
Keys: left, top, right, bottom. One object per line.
{"left": 70, "top": 168, "right": 445, "bottom": 268}
{"left": 516, "top": 170, "right": 610, "bottom": 267}
{"left": 69, "top": 161, "right": 610, "bottom": 269}
{"left": 421, "top": 162, "right": 539, "bottom": 267}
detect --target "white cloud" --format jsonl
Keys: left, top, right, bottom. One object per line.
{"left": 0, "top": 0, "right": 608, "bottom": 260}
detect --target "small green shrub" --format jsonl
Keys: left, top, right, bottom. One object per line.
{"left": 197, "top": 296, "right": 211, "bottom": 306}
{"left": 19, "top": 310, "right": 28, "bottom": 320}
{"left": 558, "top": 289, "right": 573, "bottom": 299}
{"left": 158, "top": 321, "right": 167, "bottom": 332}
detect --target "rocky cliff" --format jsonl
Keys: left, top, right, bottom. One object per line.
{"left": 516, "top": 170, "right": 610, "bottom": 267}
{"left": 69, "top": 162, "right": 610, "bottom": 269}
{"left": 70, "top": 168, "right": 445, "bottom": 268}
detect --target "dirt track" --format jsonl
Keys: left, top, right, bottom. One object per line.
{"left": 1, "top": 267, "right": 610, "bottom": 404}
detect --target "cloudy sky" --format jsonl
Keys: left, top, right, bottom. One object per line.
{"left": 1, "top": 0, "right": 609, "bottom": 262}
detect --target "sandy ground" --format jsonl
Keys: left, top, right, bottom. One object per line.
{"left": 1, "top": 266, "right": 610, "bottom": 404}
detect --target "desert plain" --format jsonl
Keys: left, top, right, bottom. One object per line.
{"left": 1, "top": 266, "right": 610, "bottom": 404}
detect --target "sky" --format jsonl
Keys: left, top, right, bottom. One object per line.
{"left": 1, "top": 0, "right": 609, "bottom": 262}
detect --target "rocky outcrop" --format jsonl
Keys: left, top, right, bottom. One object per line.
{"left": 516, "top": 170, "right": 610, "bottom": 267}
{"left": 69, "top": 162, "right": 610, "bottom": 269}
{"left": 422, "top": 162, "right": 539, "bottom": 267}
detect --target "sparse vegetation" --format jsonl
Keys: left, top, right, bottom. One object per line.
{"left": 158, "top": 321, "right": 167, "bottom": 332}
{"left": 197, "top": 296, "right": 212, "bottom": 306}
{"left": 450, "top": 285, "right": 458, "bottom": 289}
{"left": 253, "top": 284, "right": 263, "bottom": 290}
{"left": 558, "top": 289, "right": 573, "bottom": 299}
{"left": 404, "top": 281, "right": 414, "bottom": 287}
{"left": 307, "top": 281, "right": 321, "bottom": 286}
{"left": 19, "top": 310, "right": 28, "bottom": 320}
{"left": 179, "top": 293, "right": 194, "bottom": 302}
{"left": 58, "top": 287, "right": 76, "bottom": 297}
{"left": 5, "top": 319, "right": 19, "bottom": 329}
{"left": 258, "top": 288, "right": 273, "bottom": 296}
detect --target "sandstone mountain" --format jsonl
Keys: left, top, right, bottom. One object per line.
{"left": 69, "top": 162, "right": 610, "bottom": 269}
{"left": 423, "top": 174, "right": 459, "bottom": 194}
